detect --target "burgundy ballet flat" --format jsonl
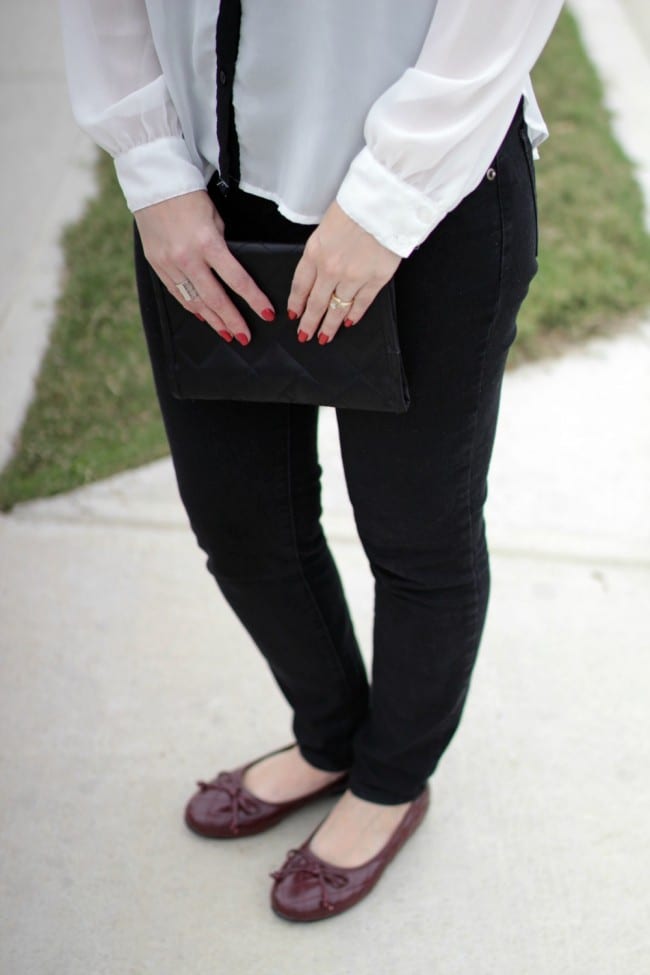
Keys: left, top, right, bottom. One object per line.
{"left": 270, "top": 784, "right": 430, "bottom": 922}
{"left": 184, "top": 744, "right": 349, "bottom": 839}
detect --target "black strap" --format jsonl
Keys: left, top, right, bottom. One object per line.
{"left": 215, "top": 0, "right": 242, "bottom": 192}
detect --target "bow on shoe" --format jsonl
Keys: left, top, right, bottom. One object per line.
{"left": 271, "top": 849, "right": 349, "bottom": 913}
{"left": 196, "top": 771, "right": 260, "bottom": 835}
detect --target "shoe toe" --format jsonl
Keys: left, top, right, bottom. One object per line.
{"left": 270, "top": 846, "right": 354, "bottom": 921}
{"left": 271, "top": 871, "right": 330, "bottom": 921}
{"left": 185, "top": 788, "right": 234, "bottom": 837}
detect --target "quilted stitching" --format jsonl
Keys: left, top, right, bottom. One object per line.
{"left": 150, "top": 241, "right": 410, "bottom": 413}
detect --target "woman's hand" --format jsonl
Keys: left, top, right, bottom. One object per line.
{"left": 134, "top": 190, "right": 276, "bottom": 345}
{"left": 288, "top": 201, "right": 401, "bottom": 345}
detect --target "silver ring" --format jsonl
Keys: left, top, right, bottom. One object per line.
{"left": 329, "top": 292, "right": 354, "bottom": 311}
{"left": 176, "top": 279, "right": 199, "bottom": 302}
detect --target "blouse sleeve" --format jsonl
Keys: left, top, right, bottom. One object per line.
{"left": 336, "top": 0, "right": 564, "bottom": 257}
{"left": 58, "top": 0, "right": 206, "bottom": 211}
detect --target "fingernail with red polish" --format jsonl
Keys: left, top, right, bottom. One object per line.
{"left": 218, "top": 330, "right": 232, "bottom": 343}
{"left": 287, "top": 309, "right": 298, "bottom": 321}
{"left": 194, "top": 313, "right": 205, "bottom": 322}
{"left": 236, "top": 332, "right": 250, "bottom": 346}
{"left": 261, "top": 308, "right": 275, "bottom": 321}
{"left": 297, "top": 329, "right": 309, "bottom": 343}
{"left": 318, "top": 333, "right": 329, "bottom": 345}
{"left": 344, "top": 318, "right": 354, "bottom": 328}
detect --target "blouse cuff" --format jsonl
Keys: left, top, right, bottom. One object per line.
{"left": 336, "top": 147, "right": 446, "bottom": 258}
{"left": 115, "top": 136, "right": 208, "bottom": 212}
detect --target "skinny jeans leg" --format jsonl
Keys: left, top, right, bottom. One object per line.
{"left": 338, "top": 105, "right": 538, "bottom": 802}
{"left": 134, "top": 209, "right": 368, "bottom": 773}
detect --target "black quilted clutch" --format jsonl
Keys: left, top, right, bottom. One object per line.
{"left": 149, "top": 240, "right": 410, "bottom": 413}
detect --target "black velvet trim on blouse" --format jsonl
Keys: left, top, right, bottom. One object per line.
{"left": 215, "top": 0, "right": 242, "bottom": 191}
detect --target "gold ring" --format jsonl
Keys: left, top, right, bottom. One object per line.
{"left": 176, "top": 279, "right": 199, "bottom": 302}
{"left": 329, "top": 292, "right": 354, "bottom": 311}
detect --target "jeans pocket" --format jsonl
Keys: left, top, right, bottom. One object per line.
{"left": 519, "top": 124, "right": 539, "bottom": 257}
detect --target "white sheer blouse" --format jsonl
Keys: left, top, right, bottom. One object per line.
{"left": 58, "top": 0, "right": 564, "bottom": 257}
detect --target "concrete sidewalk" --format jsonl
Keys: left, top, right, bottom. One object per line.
{"left": 1, "top": 2, "right": 649, "bottom": 973}
{"left": 0, "top": 0, "right": 96, "bottom": 471}
{"left": 3, "top": 326, "right": 649, "bottom": 974}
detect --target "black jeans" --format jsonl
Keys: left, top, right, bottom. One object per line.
{"left": 134, "top": 101, "right": 538, "bottom": 804}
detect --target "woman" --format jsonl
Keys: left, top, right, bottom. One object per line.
{"left": 59, "top": 0, "right": 563, "bottom": 922}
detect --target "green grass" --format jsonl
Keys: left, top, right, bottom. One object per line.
{"left": 516, "top": 10, "right": 650, "bottom": 358}
{"left": 0, "top": 152, "right": 169, "bottom": 508}
{"left": 1, "top": 8, "right": 649, "bottom": 510}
